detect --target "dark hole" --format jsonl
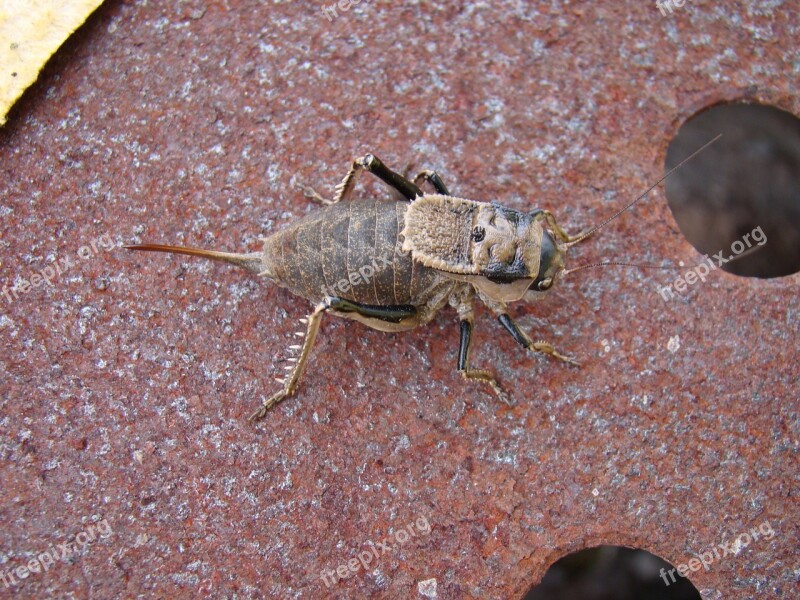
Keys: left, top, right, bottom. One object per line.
{"left": 665, "top": 102, "right": 800, "bottom": 278}
{"left": 524, "top": 545, "right": 701, "bottom": 600}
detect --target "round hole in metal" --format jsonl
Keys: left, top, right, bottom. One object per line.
{"left": 524, "top": 545, "right": 702, "bottom": 600}
{"left": 665, "top": 102, "right": 800, "bottom": 278}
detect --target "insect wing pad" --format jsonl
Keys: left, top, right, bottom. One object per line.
{"left": 401, "top": 195, "right": 482, "bottom": 274}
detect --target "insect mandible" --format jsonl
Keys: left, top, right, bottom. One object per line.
{"left": 127, "top": 141, "right": 717, "bottom": 421}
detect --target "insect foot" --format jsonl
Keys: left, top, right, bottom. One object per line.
{"left": 530, "top": 340, "right": 581, "bottom": 367}
{"left": 459, "top": 368, "right": 513, "bottom": 406}
{"left": 249, "top": 390, "right": 291, "bottom": 422}
{"left": 296, "top": 182, "right": 333, "bottom": 205}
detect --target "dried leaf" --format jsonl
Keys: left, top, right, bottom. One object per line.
{"left": 0, "top": 0, "right": 106, "bottom": 125}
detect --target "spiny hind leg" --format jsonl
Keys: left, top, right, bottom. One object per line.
{"left": 452, "top": 293, "right": 509, "bottom": 404}
{"left": 249, "top": 301, "right": 329, "bottom": 421}
{"left": 249, "top": 297, "right": 419, "bottom": 421}
{"left": 327, "top": 297, "right": 418, "bottom": 323}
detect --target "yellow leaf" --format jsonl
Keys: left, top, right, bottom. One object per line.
{"left": 0, "top": 0, "right": 106, "bottom": 125}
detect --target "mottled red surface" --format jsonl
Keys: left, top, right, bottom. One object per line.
{"left": 0, "top": 1, "right": 797, "bottom": 598}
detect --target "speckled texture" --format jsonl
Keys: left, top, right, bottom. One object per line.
{"left": 0, "top": 1, "right": 798, "bottom": 598}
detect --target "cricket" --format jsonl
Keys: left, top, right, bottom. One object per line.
{"left": 127, "top": 139, "right": 718, "bottom": 421}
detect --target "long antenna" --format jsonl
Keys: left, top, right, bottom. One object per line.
{"left": 561, "top": 231, "right": 767, "bottom": 278}
{"left": 562, "top": 261, "right": 678, "bottom": 277}
{"left": 565, "top": 134, "right": 722, "bottom": 248}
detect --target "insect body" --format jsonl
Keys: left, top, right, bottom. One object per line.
{"left": 128, "top": 144, "right": 714, "bottom": 421}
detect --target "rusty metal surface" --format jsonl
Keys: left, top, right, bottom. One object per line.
{"left": 0, "top": 1, "right": 797, "bottom": 598}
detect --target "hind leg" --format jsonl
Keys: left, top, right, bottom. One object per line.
{"left": 250, "top": 297, "right": 418, "bottom": 420}
{"left": 249, "top": 300, "right": 329, "bottom": 421}
{"left": 299, "top": 154, "right": 423, "bottom": 206}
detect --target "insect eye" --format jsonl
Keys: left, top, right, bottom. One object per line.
{"left": 537, "top": 277, "right": 553, "bottom": 290}
{"left": 471, "top": 226, "right": 485, "bottom": 242}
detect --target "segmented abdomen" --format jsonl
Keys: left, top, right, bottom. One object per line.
{"left": 261, "top": 199, "right": 440, "bottom": 306}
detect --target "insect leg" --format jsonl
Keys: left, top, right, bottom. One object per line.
{"left": 249, "top": 300, "right": 330, "bottom": 421}
{"left": 458, "top": 319, "right": 511, "bottom": 404}
{"left": 326, "top": 297, "right": 418, "bottom": 323}
{"left": 249, "top": 297, "right": 419, "bottom": 421}
{"left": 497, "top": 314, "right": 581, "bottom": 366}
{"left": 412, "top": 170, "right": 451, "bottom": 195}
{"left": 296, "top": 183, "right": 332, "bottom": 205}
{"left": 333, "top": 154, "right": 423, "bottom": 203}
{"left": 531, "top": 210, "right": 582, "bottom": 243}
{"left": 451, "top": 292, "right": 510, "bottom": 403}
